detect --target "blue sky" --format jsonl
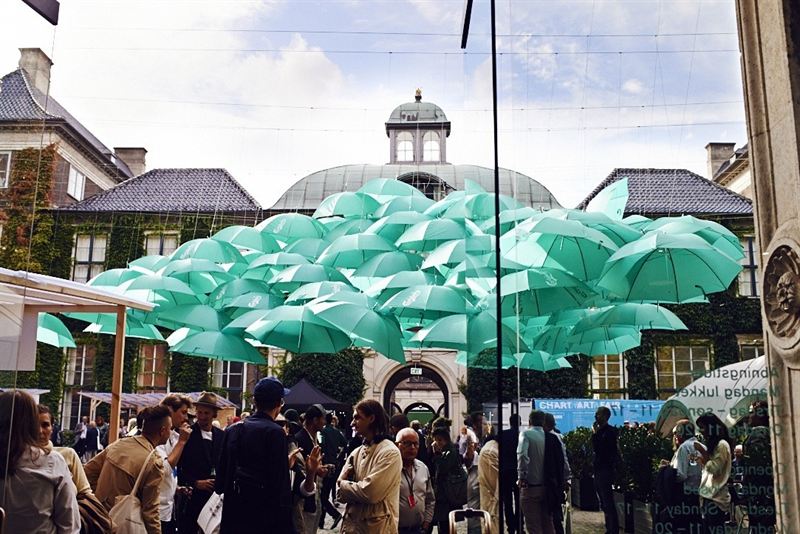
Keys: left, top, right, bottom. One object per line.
{"left": 1, "top": 0, "right": 746, "bottom": 208}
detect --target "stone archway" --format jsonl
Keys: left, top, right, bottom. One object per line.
{"left": 383, "top": 364, "right": 450, "bottom": 418}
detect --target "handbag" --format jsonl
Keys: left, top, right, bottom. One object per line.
{"left": 197, "top": 492, "right": 223, "bottom": 534}
{"left": 109, "top": 449, "right": 157, "bottom": 534}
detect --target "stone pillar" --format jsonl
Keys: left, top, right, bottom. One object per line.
{"left": 736, "top": 1, "right": 800, "bottom": 529}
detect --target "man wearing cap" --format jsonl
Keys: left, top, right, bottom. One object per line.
{"left": 216, "top": 377, "right": 297, "bottom": 533}
{"left": 177, "top": 392, "right": 224, "bottom": 534}
{"left": 295, "top": 404, "right": 333, "bottom": 533}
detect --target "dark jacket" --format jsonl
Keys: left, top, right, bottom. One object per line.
{"left": 431, "top": 442, "right": 463, "bottom": 522}
{"left": 499, "top": 427, "right": 519, "bottom": 475}
{"left": 320, "top": 425, "right": 347, "bottom": 465}
{"left": 178, "top": 422, "right": 224, "bottom": 487}
{"left": 543, "top": 432, "right": 566, "bottom": 512}
{"left": 85, "top": 427, "right": 100, "bottom": 452}
{"left": 216, "top": 413, "right": 293, "bottom": 534}
{"left": 591, "top": 424, "right": 619, "bottom": 469}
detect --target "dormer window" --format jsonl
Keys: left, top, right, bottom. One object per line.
{"left": 423, "top": 132, "right": 440, "bottom": 162}
{"left": 396, "top": 132, "right": 414, "bottom": 162}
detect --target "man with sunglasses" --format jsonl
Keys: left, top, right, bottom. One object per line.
{"left": 396, "top": 428, "right": 435, "bottom": 534}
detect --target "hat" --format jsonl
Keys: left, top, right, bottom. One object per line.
{"left": 284, "top": 408, "right": 300, "bottom": 422}
{"left": 195, "top": 392, "right": 220, "bottom": 410}
{"left": 305, "top": 403, "right": 328, "bottom": 419}
{"left": 254, "top": 376, "right": 290, "bottom": 403}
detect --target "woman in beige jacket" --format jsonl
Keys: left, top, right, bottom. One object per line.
{"left": 337, "top": 399, "right": 402, "bottom": 534}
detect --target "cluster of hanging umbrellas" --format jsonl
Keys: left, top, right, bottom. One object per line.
{"left": 40, "top": 178, "right": 743, "bottom": 374}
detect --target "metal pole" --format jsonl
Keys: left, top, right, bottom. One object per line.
{"left": 109, "top": 304, "right": 126, "bottom": 444}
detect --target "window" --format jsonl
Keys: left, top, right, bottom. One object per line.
{"left": 72, "top": 234, "right": 107, "bottom": 282}
{"left": 0, "top": 152, "right": 10, "bottom": 188}
{"left": 396, "top": 132, "right": 414, "bottom": 162}
{"left": 138, "top": 343, "right": 168, "bottom": 391}
{"left": 740, "top": 344, "right": 764, "bottom": 361}
{"left": 67, "top": 166, "right": 86, "bottom": 200}
{"left": 590, "top": 354, "right": 627, "bottom": 399}
{"left": 145, "top": 232, "right": 179, "bottom": 256}
{"left": 655, "top": 344, "right": 711, "bottom": 398}
{"left": 738, "top": 236, "right": 759, "bottom": 297}
{"left": 66, "top": 345, "right": 96, "bottom": 387}
{"left": 213, "top": 360, "right": 246, "bottom": 408}
{"left": 423, "top": 132, "right": 440, "bottom": 162}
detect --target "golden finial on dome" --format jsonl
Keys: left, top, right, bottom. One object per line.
{"left": 415, "top": 88, "right": 422, "bottom": 102}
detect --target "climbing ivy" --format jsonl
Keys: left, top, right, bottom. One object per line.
{"left": 280, "top": 348, "right": 366, "bottom": 407}
{"left": 169, "top": 353, "right": 210, "bottom": 392}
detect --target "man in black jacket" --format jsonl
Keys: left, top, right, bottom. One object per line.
{"left": 216, "top": 377, "right": 294, "bottom": 534}
{"left": 295, "top": 404, "right": 332, "bottom": 533}
{"left": 500, "top": 414, "right": 522, "bottom": 534}
{"left": 177, "top": 391, "right": 224, "bottom": 534}
{"left": 592, "top": 406, "right": 619, "bottom": 534}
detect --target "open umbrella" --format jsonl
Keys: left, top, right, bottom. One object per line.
{"left": 622, "top": 215, "right": 652, "bottom": 230}
{"left": 152, "top": 304, "right": 230, "bottom": 332}
{"left": 366, "top": 212, "right": 433, "bottom": 241}
{"left": 285, "top": 281, "right": 358, "bottom": 305}
{"left": 410, "top": 309, "right": 529, "bottom": 355}
{"left": 159, "top": 259, "right": 235, "bottom": 294}
{"left": 207, "top": 279, "right": 274, "bottom": 309}
{"left": 171, "top": 331, "right": 265, "bottom": 363}
{"left": 313, "top": 191, "right": 380, "bottom": 219}
{"left": 514, "top": 351, "right": 573, "bottom": 371}
{"left": 307, "top": 300, "right": 406, "bottom": 363}
{"left": 643, "top": 216, "right": 744, "bottom": 260}
{"left": 171, "top": 238, "right": 246, "bottom": 265}
{"left": 529, "top": 209, "right": 642, "bottom": 247}
{"left": 256, "top": 213, "right": 326, "bottom": 242}
{"left": 83, "top": 315, "right": 165, "bottom": 341}
{"left": 246, "top": 306, "right": 352, "bottom": 354}
{"left": 380, "top": 285, "right": 476, "bottom": 321}
{"left": 87, "top": 268, "right": 145, "bottom": 288}
{"left": 37, "top": 313, "right": 76, "bottom": 348}
{"left": 358, "top": 178, "right": 429, "bottom": 202}
{"left": 323, "top": 219, "right": 375, "bottom": 241}
{"left": 396, "top": 219, "right": 477, "bottom": 251}
{"left": 421, "top": 235, "right": 495, "bottom": 270}
{"left": 211, "top": 225, "right": 282, "bottom": 253}
{"left": 352, "top": 251, "right": 423, "bottom": 278}
{"left": 129, "top": 255, "right": 169, "bottom": 272}
{"left": 373, "top": 195, "right": 435, "bottom": 217}
{"left": 479, "top": 207, "right": 539, "bottom": 234}
{"left": 282, "top": 238, "right": 331, "bottom": 261}
{"left": 222, "top": 292, "right": 284, "bottom": 319}
{"left": 317, "top": 234, "right": 397, "bottom": 268}
{"left": 597, "top": 232, "right": 742, "bottom": 303}
{"left": 498, "top": 268, "right": 597, "bottom": 317}
{"left": 242, "top": 252, "right": 310, "bottom": 282}
{"left": 567, "top": 325, "right": 641, "bottom": 356}
{"left": 365, "top": 271, "right": 444, "bottom": 303}
{"left": 119, "top": 274, "right": 202, "bottom": 307}
{"left": 573, "top": 303, "right": 687, "bottom": 333}
{"left": 268, "top": 264, "right": 350, "bottom": 291}
{"left": 437, "top": 192, "right": 522, "bottom": 221}
{"left": 530, "top": 325, "right": 579, "bottom": 357}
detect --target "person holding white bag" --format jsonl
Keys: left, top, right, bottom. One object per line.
{"left": 85, "top": 405, "right": 171, "bottom": 534}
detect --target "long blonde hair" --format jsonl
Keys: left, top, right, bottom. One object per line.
{"left": 0, "top": 390, "right": 42, "bottom": 478}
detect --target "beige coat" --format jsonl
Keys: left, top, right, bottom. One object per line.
{"left": 478, "top": 439, "right": 500, "bottom": 534}
{"left": 85, "top": 435, "right": 166, "bottom": 534}
{"left": 337, "top": 438, "right": 402, "bottom": 534}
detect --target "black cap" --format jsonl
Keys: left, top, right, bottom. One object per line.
{"left": 253, "top": 376, "right": 290, "bottom": 403}
{"left": 305, "top": 403, "right": 328, "bottom": 419}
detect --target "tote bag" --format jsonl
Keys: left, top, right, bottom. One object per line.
{"left": 197, "top": 492, "right": 223, "bottom": 534}
{"left": 109, "top": 449, "right": 157, "bottom": 534}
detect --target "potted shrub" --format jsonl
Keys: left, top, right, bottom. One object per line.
{"left": 563, "top": 426, "right": 599, "bottom": 511}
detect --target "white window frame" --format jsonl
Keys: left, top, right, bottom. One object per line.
{"left": 655, "top": 344, "right": 711, "bottom": 396}
{"left": 71, "top": 233, "right": 107, "bottom": 282}
{"left": 212, "top": 360, "right": 247, "bottom": 408}
{"left": 0, "top": 151, "right": 11, "bottom": 188}
{"left": 138, "top": 343, "right": 168, "bottom": 390}
{"left": 738, "top": 236, "right": 759, "bottom": 297}
{"left": 67, "top": 165, "right": 86, "bottom": 200}
{"left": 422, "top": 131, "right": 440, "bottom": 162}
{"left": 67, "top": 345, "right": 94, "bottom": 387}
{"left": 590, "top": 353, "right": 628, "bottom": 399}
{"left": 396, "top": 132, "right": 414, "bottom": 162}
{"left": 145, "top": 231, "right": 180, "bottom": 256}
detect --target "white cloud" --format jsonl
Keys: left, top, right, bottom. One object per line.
{"left": 622, "top": 78, "right": 644, "bottom": 94}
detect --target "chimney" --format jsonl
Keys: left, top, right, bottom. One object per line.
{"left": 113, "top": 147, "right": 147, "bottom": 177}
{"left": 18, "top": 48, "right": 53, "bottom": 95}
{"left": 705, "top": 142, "right": 736, "bottom": 179}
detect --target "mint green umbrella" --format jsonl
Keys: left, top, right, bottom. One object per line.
{"left": 152, "top": 304, "right": 230, "bottom": 331}
{"left": 365, "top": 271, "right": 444, "bottom": 303}
{"left": 421, "top": 235, "right": 495, "bottom": 270}
{"left": 455, "top": 351, "right": 516, "bottom": 369}
{"left": 171, "top": 331, "right": 264, "bottom": 363}
{"left": 396, "top": 219, "right": 477, "bottom": 251}
{"left": 307, "top": 291, "right": 379, "bottom": 309}
{"left": 222, "top": 309, "right": 273, "bottom": 334}
{"left": 410, "top": 310, "right": 528, "bottom": 355}
{"left": 222, "top": 292, "right": 284, "bottom": 319}
{"left": 159, "top": 259, "right": 235, "bottom": 294}
{"left": 597, "top": 232, "right": 742, "bottom": 303}
{"left": 268, "top": 264, "right": 350, "bottom": 291}
{"left": 87, "top": 268, "right": 145, "bottom": 287}
{"left": 317, "top": 234, "right": 397, "bottom": 268}
{"left": 313, "top": 192, "right": 380, "bottom": 219}
{"left": 83, "top": 316, "right": 164, "bottom": 341}
{"left": 530, "top": 325, "right": 579, "bottom": 357}
{"left": 119, "top": 275, "right": 202, "bottom": 307}
{"left": 37, "top": 313, "right": 76, "bottom": 348}
{"left": 380, "top": 285, "right": 476, "bottom": 320}
{"left": 256, "top": 213, "right": 326, "bottom": 242}
{"left": 643, "top": 216, "right": 744, "bottom": 260}
{"left": 358, "top": 178, "right": 429, "bottom": 202}
{"left": 514, "top": 351, "right": 572, "bottom": 371}
{"left": 245, "top": 305, "right": 352, "bottom": 354}
{"left": 573, "top": 303, "right": 687, "bottom": 333}
{"left": 567, "top": 326, "right": 641, "bottom": 356}
{"left": 373, "top": 196, "right": 435, "bottom": 217}
{"left": 528, "top": 209, "right": 643, "bottom": 247}
{"left": 242, "top": 252, "right": 309, "bottom": 282}
{"left": 129, "top": 255, "right": 169, "bottom": 272}
{"left": 366, "top": 212, "right": 433, "bottom": 241}
{"left": 438, "top": 193, "right": 522, "bottom": 220}
{"left": 479, "top": 207, "right": 539, "bottom": 234}
{"left": 498, "top": 268, "right": 597, "bottom": 317}
{"left": 285, "top": 281, "right": 358, "bottom": 305}
{"left": 171, "top": 238, "right": 246, "bottom": 264}
{"left": 622, "top": 215, "right": 652, "bottom": 231}
{"left": 323, "top": 219, "right": 375, "bottom": 241}
{"left": 283, "top": 238, "right": 331, "bottom": 260}
{"left": 208, "top": 279, "right": 274, "bottom": 309}
{"left": 352, "top": 251, "right": 422, "bottom": 278}
{"left": 308, "top": 300, "right": 406, "bottom": 363}
{"left": 212, "top": 225, "right": 282, "bottom": 253}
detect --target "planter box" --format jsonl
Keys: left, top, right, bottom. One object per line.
{"left": 632, "top": 499, "right": 652, "bottom": 534}
{"left": 613, "top": 491, "right": 634, "bottom": 533}
{"left": 612, "top": 493, "right": 653, "bottom": 534}
{"left": 571, "top": 476, "right": 599, "bottom": 511}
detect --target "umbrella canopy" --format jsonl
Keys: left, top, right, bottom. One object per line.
{"left": 530, "top": 209, "right": 643, "bottom": 247}
{"left": 643, "top": 216, "right": 744, "bottom": 260}
{"left": 479, "top": 207, "right": 539, "bottom": 234}
{"left": 119, "top": 275, "right": 202, "bottom": 307}
{"left": 308, "top": 300, "right": 406, "bottom": 363}
{"left": 268, "top": 264, "right": 350, "bottom": 291}
{"left": 622, "top": 215, "right": 653, "bottom": 230}
{"left": 515, "top": 351, "right": 573, "bottom": 371}
{"left": 396, "top": 219, "right": 477, "bottom": 252}
{"left": 373, "top": 195, "right": 435, "bottom": 217}
{"left": 256, "top": 213, "right": 326, "bottom": 242}
{"left": 323, "top": 219, "right": 375, "bottom": 241}
{"left": 285, "top": 281, "right": 358, "bottom": 305}
{"left": 381, "top": 285, "right": 476, "bottom": 320}
{"left": 530, "top": 325, "right": 579, "bottom": 357}
{"left": 83, "top": 315, "right": 165, "bottom": 341}
{"left": 221, "top": 292, "right": 284, "bottom": 318}
{"left": 365, "top": 271, "right": 444, "bottom": 302}
{"left": 207, "top": 279, "right": 274, "bottom": 309}
{"left": 573, "top": 303, "right": 687, "bottom": 333}
{"left": 410, "top": 310, "right": 529, "bottom": 355}
{"left": 437, "top": 192, "right": 522, "bottom": 220}
{"left": 421, "top": 235, "right": 495, "bottom": 270}
{"left": 317, "top": 234, "right": 397, "bottom": 268}
{"left": 87, "top": 268, "right": 144, "bottom": 287}
{"left": 171, "top": 331, "right": 265, "bottom": 363}
{"left": 153, "top": 304, "right": 230, "bottom": 331}
{"left": 171, "top": 238, "right": 246, "bottom": 264}
{"left": 129, "top": 255, "right": 169, "bottom": 272}
{"left": 366, "top": 211, "right": 433, "bottom": 241}
{"left": 159, "top": 259, "right": 235, "bottom": 294}
{"left": 498, "top": 268, "right": 597, "bottom": 317}
{"left": 567, "top": 325, "right": 642, "bottom": 355}
{"left": 358, "top": 178, "right": 428, "bottom": 202}
{"left": 352, "top": 251, "right": 423, "bottom": 278}
{"left": 246, "top": 305, "right": 352, "bottom": 354}
{"left": 282, "top": 238, "right": 331, "bottom": 260}
{"left": 211, "top": 225, "right": 282, "bottom": 253}
{"left": 37, "top": 313, "right": 76, "bottom": 348}
{"left": 313, "top": 191, "right": 380, "bottom": 219}
{"left": 597, "top": 232, "right": 742, "bottom": 303}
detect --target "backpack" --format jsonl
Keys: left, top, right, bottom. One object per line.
{"left": 109, "top": 449, "right": 157, "bottom": 534}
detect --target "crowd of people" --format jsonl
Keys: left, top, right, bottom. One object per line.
{"left": 0, "top": 384, "right": 778, "bottom": 534}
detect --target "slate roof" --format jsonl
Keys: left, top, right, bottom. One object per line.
{"left": 270, "top": 163, "right": 562, "bottom": 211}
{"left": 576, "top": 168, "right": 752, "bottom": 216}
{"left": 0, "top": 69, "right": 132, "bottom": 180}
{"left": 61, "top": 168, "right": 261, "bottom": 213}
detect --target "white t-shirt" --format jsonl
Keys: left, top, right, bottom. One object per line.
{"left": 157, "top": 430, "right": 180, "bottom": 522}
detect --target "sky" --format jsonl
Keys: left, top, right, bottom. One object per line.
{"left": 0, "top": 0, "right": 747, "bottom": 209}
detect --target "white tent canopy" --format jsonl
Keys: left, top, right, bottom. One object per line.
{"left": 655, "top": 355, "right": 769, "bottom": 436}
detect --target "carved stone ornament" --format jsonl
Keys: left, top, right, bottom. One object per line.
{"left": 764, "top": 243, "right": 800, "bottom": 347}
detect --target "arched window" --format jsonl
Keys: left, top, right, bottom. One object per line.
{"left": 396, "top": 132, "right": 414, "bottom": 162}
{"left": 423, "top": 131, "right": 440, "bottom": 161}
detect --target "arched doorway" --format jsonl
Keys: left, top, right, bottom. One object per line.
{"left": 383, "top": 365, "right": 450, "bottom": 419}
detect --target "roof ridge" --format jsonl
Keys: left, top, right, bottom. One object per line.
{"left": 15, "top": 68, "right": 57, "bottom": 118}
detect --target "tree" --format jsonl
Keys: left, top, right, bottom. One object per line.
{"left": 280, "top": 347, "right": 366, "bottom": 407}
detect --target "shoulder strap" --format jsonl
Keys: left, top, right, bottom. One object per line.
{"left": 130, "top": 448, "right": 158, "bottom": 497}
